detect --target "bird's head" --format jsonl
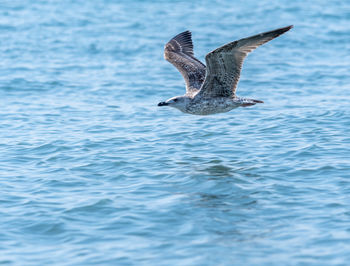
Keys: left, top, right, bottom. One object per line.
{"left": 158, "top": 96, "right": 189, "bottom": 113}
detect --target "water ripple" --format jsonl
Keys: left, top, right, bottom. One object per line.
{"left": 0, "top": 0, "right": 350, "bottom": 265}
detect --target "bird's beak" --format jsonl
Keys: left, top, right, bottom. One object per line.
{"left": 158, "top": 102, "right": 168, "bottom": 106}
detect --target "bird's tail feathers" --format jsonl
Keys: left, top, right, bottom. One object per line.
{"left": 251, "top": 99, "right": 264, "bottom": 103}
{"left": 240, "top": 98, "right": 264, "bottom": 107}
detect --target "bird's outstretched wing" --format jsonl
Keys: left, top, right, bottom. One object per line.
{"left": 198, "top": 25, "right": 293, "bottom": 97}
{"left": 164, "top": 31, "right": 206, "bottom": 93}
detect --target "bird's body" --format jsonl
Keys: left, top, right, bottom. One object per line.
{"left": 158, "top": 26, "right": 293, "bottom": 115}
{"left": 169, "top": 95, "right": 261, "bottom": 115}
{"left": 186, "top": 97, "right": 241, "bottom": 115}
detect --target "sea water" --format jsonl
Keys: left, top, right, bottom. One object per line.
{"left": 0, "top": 0, "right": 350, "bottom": 265}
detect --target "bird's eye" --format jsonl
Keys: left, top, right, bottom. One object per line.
{"left": 174, "top": 99, "right": 178, "bottom": 102}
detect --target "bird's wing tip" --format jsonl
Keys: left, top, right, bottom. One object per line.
{"left": 285, "top": 25, "right": 294, "bottom": 30}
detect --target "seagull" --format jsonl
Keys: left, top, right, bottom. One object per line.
{"left": 158, "top": 25, "right": 293, "bottom": 115}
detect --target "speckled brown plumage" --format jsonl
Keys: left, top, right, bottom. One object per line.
{"left": 159, "top": 26, "right": 293, "bottom": 115}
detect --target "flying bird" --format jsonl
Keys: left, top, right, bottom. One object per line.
{"left": 158, "top": 25, "right": 293, "bottom": 115}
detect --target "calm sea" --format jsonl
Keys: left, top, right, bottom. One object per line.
{"left": 1, "top": 0, "right": 349, "bottom": 265}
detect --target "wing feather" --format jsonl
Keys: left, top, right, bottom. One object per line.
{"left": 164, "top": 31, "right": 206, "bottom": 93}
{"left": 198, "top": 25, "right": 293, "bottom": 97}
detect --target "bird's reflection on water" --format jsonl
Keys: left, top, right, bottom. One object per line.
{"left": 184, "top": 160, "right": 268, "bottom": 242}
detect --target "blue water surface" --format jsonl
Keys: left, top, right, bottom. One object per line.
{"left": 1, "top": 0, "right": 350, "bottom": 265}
